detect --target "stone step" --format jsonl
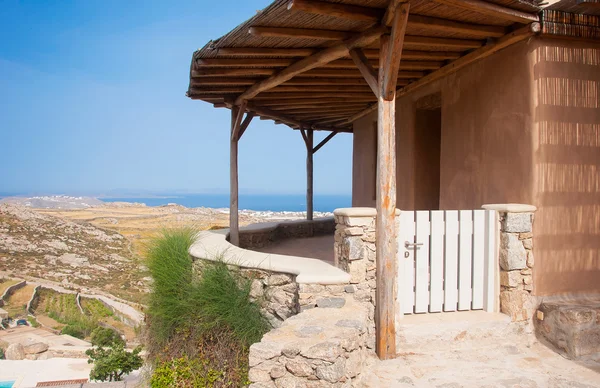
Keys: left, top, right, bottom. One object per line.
{"left": 396, "top": 310, "right": 527, "bottom": 352}
{"left": 535, "top": 297, "right": 600, "bottom": 359}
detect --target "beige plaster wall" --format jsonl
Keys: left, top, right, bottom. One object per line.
{"left": 351, "top": 37, "right": 600, "bottom": 296}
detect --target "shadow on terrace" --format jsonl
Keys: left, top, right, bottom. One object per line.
{"left": 233, "top": 217, "right": 336, "bottom": 264}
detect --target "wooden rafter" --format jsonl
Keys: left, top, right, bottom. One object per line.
{"left": 324, "top": 59, "right": 442, "bottom": 69}
{"left": 200, "top": 48, "right": 460, "bottom": 61}
{"left": 431, "top": 0, "right": 540, "bottom": 23}
{"left": 216, "top": 47, "right": 315, "bottom": 57}
{"left": 408, "top": 14, "right": 504, "bottom": 38}
{"left": 253, "top": 92, "right": 376, "bottom": 99}
{"left": 192, "top": 68, "right": 276, "bottom": 77}
{"left": 248, "top": 26, "right": 350, "bottom": 40}
{"left": 248, "top": 27, "right": 484, "bottom": 48}
{"left": 234, "top": 25, "right": 386, "bottom": 105}
{"left": 346, "top": 22, "right": 541, "bottom": 124}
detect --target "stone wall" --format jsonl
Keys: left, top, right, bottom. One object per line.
{"left": 248, "top": 298, "right": 371, "bottom": 387}
{"left": 333, "top": 208, "right": 387, "bottom": 351}
{"left": 483, "top": 204, "right": 538, "bottom": 322}
{"left": 238, "top": 217, "right": 335, "bottom": 249}
{"left": 0, "top": 280, "right": 26, "bottom": 307}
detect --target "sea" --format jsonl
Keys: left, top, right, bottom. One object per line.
{"left": 101, "top": 194, "right": 351, "bottom": 213}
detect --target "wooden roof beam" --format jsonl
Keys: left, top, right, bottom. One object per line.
{"left": 215, "top": 47, "right": 315, "bottom": 57}
{"left": 253, "top": 92, "right": 376, "bottom": 100}
{"left": 408, "top": 14, "right": 504, "bottom": 38}
{"left": 346, "top": 22, "right": 541, "bottom": 123}
{"left": 192, "top": 68, "right": 276, "bottom": 77}
{"left": 325, "top": 60, "right": 442, "bottom": 69}
{"left": 249, "top": 27, "right": 484, "bottom": 48}
{"left": 249, "top": 26, "right": 350, "bottom": 40}
{"left": 199, "top": 48, "right": 460, "bottom": 60}
{"left": 235, "top": 25, "right": 386, "bottom": 105}
{"left": 431, "top": 0, "right": 539, "bottom": 24}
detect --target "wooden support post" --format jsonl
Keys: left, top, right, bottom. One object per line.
{"left": 375, "top": 33, "right": 398, "bottom": 360}
{"left": 230, "top": 105, "right": 241, "bottom": 246}
{"left": 301, "top": 128, "right": 314, "bottom": 221}
{"left": 307, "top": 129, "right": 314, "bottom": 221}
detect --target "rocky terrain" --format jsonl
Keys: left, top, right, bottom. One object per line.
{"left": 0, "top": 204, "right": 147, "bottom": 303}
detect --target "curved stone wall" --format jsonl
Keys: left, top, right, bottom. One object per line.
{"left": 236, "top": 217, "right": 335, "bottom": 249}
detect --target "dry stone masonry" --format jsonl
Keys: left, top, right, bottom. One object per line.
{"left": 484, "top": 204, "right": 538, "bottom": 322}
{"left": 248, "top": 298, "right": 371, "bottom": 387}
{"left": 333, "top": 208, "right": 391, "bottom": 349}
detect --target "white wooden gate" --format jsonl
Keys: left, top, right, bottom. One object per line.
{"left": 397, "top": 210, "right": 497, "bottom": 315}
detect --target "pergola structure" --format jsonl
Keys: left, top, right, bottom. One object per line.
{"left": 188, "top": 0, "right": 544, "bottom": 359}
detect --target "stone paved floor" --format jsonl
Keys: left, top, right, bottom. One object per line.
{"left": 254, "top": 235, "right": 335, "bottom": 263}
{"left": 358, "top": 335, "right": 600, "bottom": 387}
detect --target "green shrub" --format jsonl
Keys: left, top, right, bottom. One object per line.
{"left": 91, "top": 327, "right": 125, "bottom": 347}
{"left": 0, "top": 347, "right": 4, "bottom": 360}
{"left": 61, "top": 325, "right": 86, "bottom": 339}
{"left": 145, "top": 228, "right": 268, "bottom": 386}
{"left": 86, "top": 343, "right": 143, "bottom": 382}
{"left": 150, "top": 356, "right": 225, "bottom": 388}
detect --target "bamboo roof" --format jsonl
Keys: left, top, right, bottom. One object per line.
{"left": 187, "top": 0, "right": 575, "bottom": 132}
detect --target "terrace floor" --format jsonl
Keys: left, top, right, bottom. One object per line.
{"left": 253, "top": 234, "right": 335, "bottom": 264}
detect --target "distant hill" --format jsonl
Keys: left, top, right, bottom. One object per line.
{"left": 0, "top": 203, "right": 148, "bottom": 303}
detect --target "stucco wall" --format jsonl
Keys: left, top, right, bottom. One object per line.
{"left": 351, "top": 37, "right": 600, "bottom": 297}
{"left": 353, "top": 40, "right": 535, "bottom": 210}
{"left": 532, "top": 38, "right": 600, "bottom": 296}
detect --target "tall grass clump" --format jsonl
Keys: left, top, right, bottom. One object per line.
{"left": 146, "top": 227, "right": 196, "bottom": 346}
{"left": 145, "top": 228, "right": 269, "bottom": 386}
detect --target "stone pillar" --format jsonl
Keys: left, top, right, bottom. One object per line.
{"left": 333, "top": 208, "right": 401, "bottom": 348}
{"left": 334, "top": 208, "right": 377, "bottom": 347}
{"left": 483, "top": 204, "right": 537, "bottom": 322}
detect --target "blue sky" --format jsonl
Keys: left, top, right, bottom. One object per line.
{"left": 0, "top": 0, "right": 352, "bottom": 195}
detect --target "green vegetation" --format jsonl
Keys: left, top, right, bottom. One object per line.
{"left": 0, "top": 347, "right": 4, "bottom": 360}
{"left": 27, "top": 316, "right": 40, "bottom": 328}
{"left": 146, "top": 228, "right": 268, "bottom": 386}
{"left": 81, "top": 298, "right": 114, "bottom": 318}
{"left": 35, "top": 290, "right": 119, "bottom": 339}
{"left": 38, "top": 292, "right": 96, "bottom": 338}
{"left": 86, "top": 343, "right": 143, "bottom": 382}
{"left": 150, "top": 356, "right": 226, "bottom": 387}
{"left": 91, "top": 327, "right": 125, "bottom": 347}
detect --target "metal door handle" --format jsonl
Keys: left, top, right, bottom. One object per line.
{"left": 405, "top": 241, "right": 423, "bottom": 249}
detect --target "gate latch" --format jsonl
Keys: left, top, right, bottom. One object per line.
{"left": 404, "top": 241, "right": 423, "bottom": 249}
